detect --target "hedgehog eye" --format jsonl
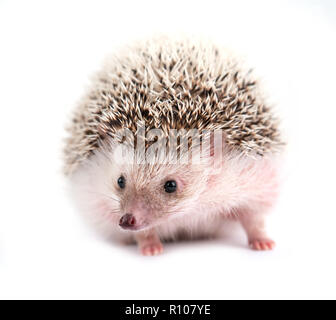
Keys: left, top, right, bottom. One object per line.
{"left": 117, "top": 176, "right": 126, "bottom": 189}
{"left": 164, "top": 180, "right": 177, "bottom": 193}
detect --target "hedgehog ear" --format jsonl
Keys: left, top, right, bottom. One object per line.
{"left": 202, "top": 130, "right": 226, "bottom": 169}
{"left": 205, "top": 130, "right": 226, "bottom": 158}
{"left": 212, "top": 130, "right": 226, "bottom": 171}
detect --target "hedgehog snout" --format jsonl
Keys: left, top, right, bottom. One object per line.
{"left": 119, "top": 213, "right": 137, "bottom": 230}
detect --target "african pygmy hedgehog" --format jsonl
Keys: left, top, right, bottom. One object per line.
{"left": 64, "top": 36, "right": 283, "bottom": 256}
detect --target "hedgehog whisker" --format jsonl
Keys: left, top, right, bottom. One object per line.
{"left": 85, "top": 190, "right": 120, "bottom": 203}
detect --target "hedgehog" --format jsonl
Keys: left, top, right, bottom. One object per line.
{"left": 64, "top": 36, "right": 283, "bottom": 256}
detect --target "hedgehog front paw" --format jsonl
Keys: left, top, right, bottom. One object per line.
{"left": 249, "top": 238, "right": 275, "bottom": 251}
{"left": 136, "top": 230, "right": 163, "bottom": 256}
{"left": 140, "top": 242, "right": 164, "bottom": 256}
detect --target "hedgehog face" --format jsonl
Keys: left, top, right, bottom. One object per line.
{"left": 113, "top": 163, "right": 203, "bottom": 231}
{"left": 80, "top": 138, "right": 210, "bottom": 233}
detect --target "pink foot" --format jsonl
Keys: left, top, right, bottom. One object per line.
{"left": 249, "top": 239, "right": 275, "bottom": 251}
{"left": 140, "top": 242, "right": 164, "bottom": 256}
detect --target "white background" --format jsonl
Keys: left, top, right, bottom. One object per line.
{"left": 0, "top": 0, "right": 335, "bottom": 299}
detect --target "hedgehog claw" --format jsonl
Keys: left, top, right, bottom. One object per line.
{"left": 249, "top": 239, "right": 275, "bottom": 251}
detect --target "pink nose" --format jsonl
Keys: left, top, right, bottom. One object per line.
{"left": 119, "top": 214, "right": 136, "bottom": 229}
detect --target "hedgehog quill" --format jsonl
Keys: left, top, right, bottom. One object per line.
{"left": 64, "top": 36, "right": 284, "bottom": 256}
